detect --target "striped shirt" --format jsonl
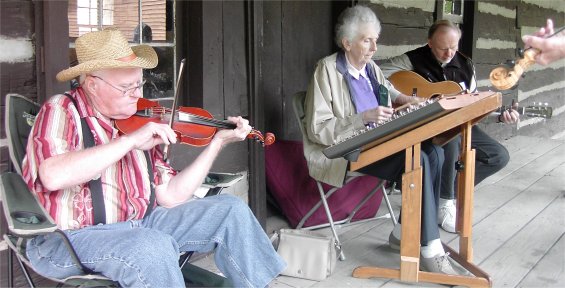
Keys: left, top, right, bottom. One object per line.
{"left": 22, "top": 88, "right": 176, "bottom": 230}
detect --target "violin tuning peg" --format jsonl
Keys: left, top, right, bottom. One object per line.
{"left": 517, "top": 48, "right": 524, "bottom": 58}
{"left": 504, "top": 59, "right": 516, "bottom": 67}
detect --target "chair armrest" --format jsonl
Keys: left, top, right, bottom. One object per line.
{"left": 193, "top": 172, "right": 244, "bottom": 199}
{"left": 203, "top": 172, "right": 244, "bottom": 188}
{"left": 1, "top": 172, "right": 57, "bottom": 236}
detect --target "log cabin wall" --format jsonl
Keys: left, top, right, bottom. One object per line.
{"left": 364, "top": 0, "right": 564, "bottom": 141}
{"left": 465, "top": 0, "right": 564, "bottom": 140}
{"left": 0, "top": 0, "right": 36, "bottom": 173}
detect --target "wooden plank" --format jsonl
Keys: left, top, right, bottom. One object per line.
{"left": 518, "top": 232, "right": 565, "bottom": 287}
{"left": 245, "top": 0, "right": 268, "bottom": 229}
{"left": 42, "top": 1, "right": 70, "bottom": 100}
{"left": 222, "top": 1, "right": 247, "bottom": 118}
{"left": 261, "top": 1, "right": 284, "bottom": 138}
{"left": 476, "top": 136, "right": 561, "bottom": 187}
{"left": 480, "top": 190, "right": 565, "bottom": 287}
{"left": 281, "top": 1, "right": 334, "bottom": 140}
{"left": 447, "top": 142, "right": 565, "bottom": 262}
{"left": 436, "top": 136, "right": 556, "bottom": 254}
{"left": 201, "top": 1, "right": 223, "bottom": 114}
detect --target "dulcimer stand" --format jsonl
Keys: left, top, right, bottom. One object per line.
{"left": 350, "top": 91, "right": 501, "bottom": 287}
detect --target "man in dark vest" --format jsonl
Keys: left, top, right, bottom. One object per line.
{"left": 381, "top": 20, "right": 519, "bottom": 233}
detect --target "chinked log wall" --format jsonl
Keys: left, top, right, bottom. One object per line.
{"left": 365, "top": 0, "right": 564, "bottom": 141}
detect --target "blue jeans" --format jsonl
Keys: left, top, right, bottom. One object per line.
{"left": 26, "top": 194, "right": 286, "bottom": 287}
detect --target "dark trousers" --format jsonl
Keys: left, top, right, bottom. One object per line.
{"left": 440, "top": 126, "right": 510, "bottom": 199}
{"left": 358, "top": 141, "right": 444, "bottom": 244}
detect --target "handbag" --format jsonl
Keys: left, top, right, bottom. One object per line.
{"left": 272, "top": 228, "right": 337, "bottom": 281}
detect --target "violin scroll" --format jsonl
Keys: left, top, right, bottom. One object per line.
{"left": 489, "top": 48, "right": 539, "bottom": 90}
{"left": 248, "top": 130, "right": 275, "bottom": 146}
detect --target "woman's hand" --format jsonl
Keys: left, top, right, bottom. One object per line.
{"left": 362, "top": 106, "right": 394, "bottom": 125}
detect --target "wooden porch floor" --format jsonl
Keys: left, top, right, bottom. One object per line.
{"left": 198, "top": 135, "right": 565, "bottom": 287}
{"left": 2, "top": 135, "right": 564, "bottom": 287}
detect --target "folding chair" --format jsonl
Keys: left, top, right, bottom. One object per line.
{"left": 291, "top": 91, "right": 397, "bottom": 260}
{"left": 1, "top": 94, "right": 229, "bottom": 287}
{"left": 2, "top": 93, "right": 117, "bottom": 286}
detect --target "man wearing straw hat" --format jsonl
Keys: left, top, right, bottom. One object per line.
{"left": 21, "top": 28, "right": 285, "bottom": 287}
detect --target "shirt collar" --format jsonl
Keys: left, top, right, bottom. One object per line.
{"left": 345, "top": 54, "right": 368, "bottom": 80}
{"left": 73, "top": 87, "right": 116, "bottom": 134}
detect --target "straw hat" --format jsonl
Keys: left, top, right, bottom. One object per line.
{"left": 56, "top": 28, "right": 158, "bottom": 82}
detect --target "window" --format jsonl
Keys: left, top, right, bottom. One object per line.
{"left": 437, "top": 0, "right": 464, "bottom": 25}
{"left": 72, "top": 0, "right": 114, "bottom": 36}
{"left": 68, "top": 0, "right": 176, "bottom": 99}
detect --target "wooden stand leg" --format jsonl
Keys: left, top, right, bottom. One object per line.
{"left": 352, "top": 118, "right": 494, "bottom": 287}
{"left": 400, "top": 144, "right": 422, "bottom": 282}
{"left": 457, "top": 122, "right": 476, "bottom": 261}
{"left": 353, "top": 145, "right": 423, "bottom": 283}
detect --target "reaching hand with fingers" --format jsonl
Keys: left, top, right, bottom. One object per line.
{"left": 522, "top": 19, "right": 565, "bottom": 66}
{"left": 362, "top": 106, "right": 394, "bottom": 125}
{"left": 212, "top": 116, "right": 253, "bottom": 146}
{"left": 125, "top": 121, "right": 178, "bottom": 150}
{"left": 499, "top": 105, "right": 520, "bottom": 124}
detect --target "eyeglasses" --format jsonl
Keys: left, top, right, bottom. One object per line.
{"left": 89, "top": 75, "right": 146, "bottom": 97}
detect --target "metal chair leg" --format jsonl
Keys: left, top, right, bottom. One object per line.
{"left": 14, "top": 250, "right": 36, "bottom": 287}
{"left": 381, "top": 185, "right": 398, "bottom": 226}
{"left": 316, "top": 181, "right": 346, "bottom": 261}
{"left": 8, "top": 245, "right": 14, "bottom": 288}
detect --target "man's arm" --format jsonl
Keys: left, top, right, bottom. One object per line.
{"left": 155, "top": 116, "right": 251, "bottom": 208}
{"left": 38, "top": 121, "right": 177, "bottom": 191}
{"left": 379, "top": 54, "right": 414, "bottom": 78}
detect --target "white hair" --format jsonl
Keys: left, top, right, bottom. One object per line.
{"left": 335, "top": 5, "right": 381, "bottom": 50}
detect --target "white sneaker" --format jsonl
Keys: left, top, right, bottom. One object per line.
{"left": 438, "top": 199, "right": 456, "bottom": 233}
{"left": 420, "top": 253, "right": 458, "bottom": 274}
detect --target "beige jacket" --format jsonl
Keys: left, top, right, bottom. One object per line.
{"left": 302, "top": 53, "right": 401, "bottom": 187}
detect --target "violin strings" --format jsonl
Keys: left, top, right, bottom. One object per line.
{"left": 177, "top": 111, "right": 235, "bottom": 129}
{"left": 146, "top": 106, "right": 236, "bottom": 129}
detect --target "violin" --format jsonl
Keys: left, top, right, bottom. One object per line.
{"left": 489, "top": 26, "right": 565, "bottom": 90}
{"left": 115, "top": 98, "right": 275, "bottom": 147}
{"left": 115, "top": 58, "right": 275, "bottom": 156}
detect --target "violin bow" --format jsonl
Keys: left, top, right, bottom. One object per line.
{"left": 526, "top": 25, "right": 565, "bottom": 47}
{"left": 163, "top": 58, "right": 186, "bottom": 161}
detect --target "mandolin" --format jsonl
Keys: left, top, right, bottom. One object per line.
{"left": 388, "top": 70, "right": 463, "bottom": 98}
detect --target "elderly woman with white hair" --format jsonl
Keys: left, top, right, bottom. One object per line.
{"left": 302, "top": 5, "right": 458, "bottom": 274}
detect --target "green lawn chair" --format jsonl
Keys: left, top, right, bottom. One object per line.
{"left": 2, "top": 93, "right": 230, "bottom": 287}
